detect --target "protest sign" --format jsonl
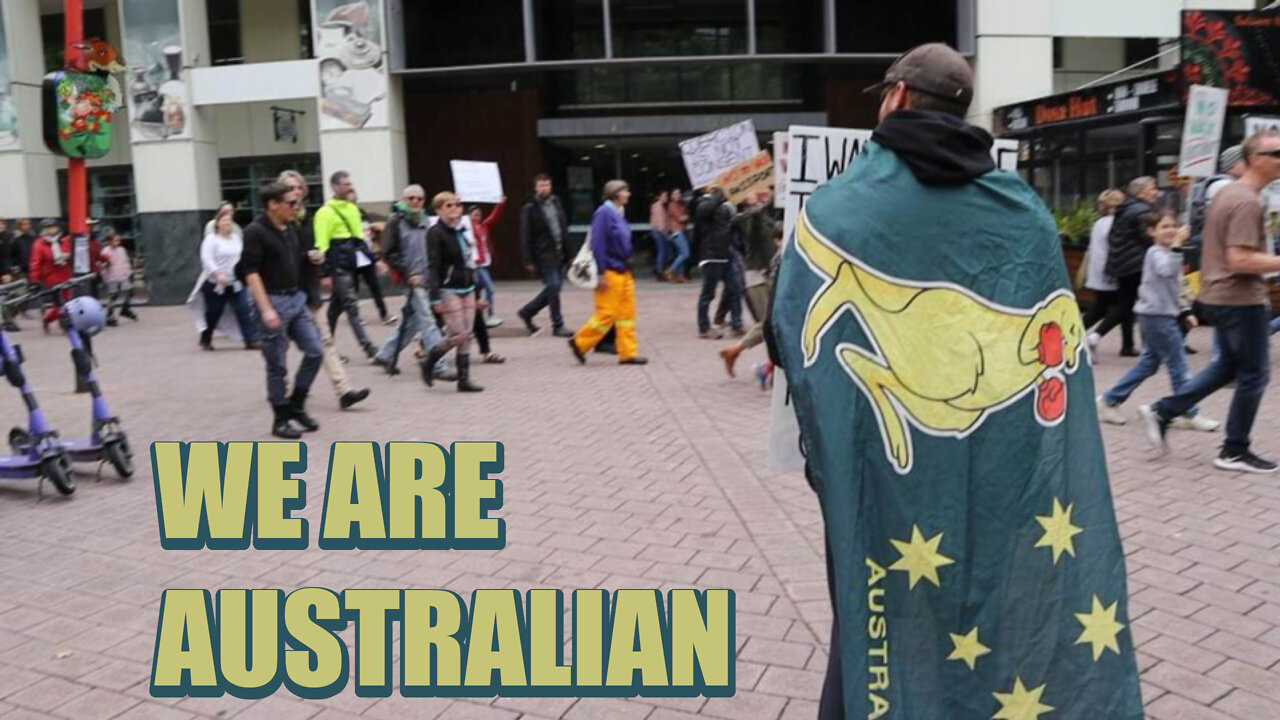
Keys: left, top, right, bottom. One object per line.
{"left": 713, "top": 151, "right": 774, "bottom": 205}
{"left": 679, "top": 119, "right": 760, "bottom": 189}
{"left": 450, "top": 160, "right": 504, "bottom": 203}
{"left": 1246, "top": 114, "right": 1280, "bottom": 136}
{"left": 772, "top": 131, "right": 788, "bottom": 208}
{"left": 1178, "top": 85, "right": 1229, "bottom": 178}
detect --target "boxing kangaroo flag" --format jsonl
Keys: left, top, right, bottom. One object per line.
{"left": 771, "top": 139, "right": 1143, "bottom": 719}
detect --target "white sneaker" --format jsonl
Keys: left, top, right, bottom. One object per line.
{"left": 485, "top": 315, "right": 504, "bottom": 328}
{"left": 1096, "top": 396, "right": 1127, "bottom": 425}
{"left": 1087, "top": 332, "right": 1102, "bottom": 351}
{"left": 1172, "top": 415, "right": 1221, "bottom": 432}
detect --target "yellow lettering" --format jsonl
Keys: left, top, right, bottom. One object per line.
{"left": 464, "top": 590, "right": 527, "bottom": 687}
{"left": 151, "top": 590, "right": 218, "bottom": 692}
{"left": 452, "top": 442, "right": 502, "bottom": 542}
{"left": 868, "top": 588, "right": 885, "bottom": 614}
{"left": 869, "top": 665, "right": 890, "bottom": 691}
{"left": 218, "top": 590, "right": 280, "bottom": 692}
{"left": 283, "top": 589, "right": 345, "bottom": 692}
{"left": 869, "top": 692, "right": 890, "bottom": 719}
{"left": 322, "top": 443, "right": 386, "bottom": 543}
{"left": 573, "top": 590, "right": 606, "bottom": 686}
{"left": 402, "top": 590, "right": 464, "bottom": 688}
{"left": 343, "top": 589, "right": 399, "bottom": 692}
{"left": 528, "top": 590, "right": 571, "bottom": 687}
{"left": 153, "top": 442, "right": 254, "bottom": 545}
{"left": 866, "top": 558, "right": 886, "bottom": 586}
{"left": 387, "top": 443, "right": 448, "bottom": 540}
{"left": 868, "top": 615, "right": 886, "bottom": 640}
{"left": 256, "top": 443, "right": 305, "bottom": 543}
{"left": 606, "top": 590, "right": 668, "bottom": 687}
{"left": 670, "top": 589, "right": 731, "bottom": 689}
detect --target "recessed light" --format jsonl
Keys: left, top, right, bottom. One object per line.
{"left": 595, "top": 144, "right": 607, "bottom": 150}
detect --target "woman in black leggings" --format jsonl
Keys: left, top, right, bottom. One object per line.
{"left": 1090, "top": 178, "right": 1159, "bottom": 356}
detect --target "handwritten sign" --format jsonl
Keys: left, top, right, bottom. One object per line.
{"left": 1178, "top": 85, "right": 1229, "bottom": 179}
{"left": 679, "top": 120, "right": 760, "bottom": 189}
{"left": 450, "top": 160, "right": 504, "bottom": 203}
{"left": 1245, "top": 114, "right": 1280, "bottom": 137}
{"left": 714, "top": 151, "right": 774, "bottom": 205}
{"left": 772, "top": 132, "right": 788, "bottom": 208}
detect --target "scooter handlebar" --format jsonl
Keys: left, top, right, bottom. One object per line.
{"left": 0, "top": 280, "right": 27, "bottom": 297}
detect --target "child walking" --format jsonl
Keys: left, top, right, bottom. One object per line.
{"left": 99, "top": 228, "right": 137, "bottom": 325}
{"left": 1097, "top": 209, "right": 1219, "bottom": 432}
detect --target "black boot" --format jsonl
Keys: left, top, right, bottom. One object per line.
{"left": 272, "top": 405, "right": 302, "bottom": 439}
{"left": 457, "top": 355, "right": 484, "bottom": 393}
{"left": 288, "top": 390, "right": 319, "bottom": 432}
{"left": 199, "top": 328, "right": 213, "bottom": 350}
{"left": 419, "top": 344, "right": 447, "bottom": 387}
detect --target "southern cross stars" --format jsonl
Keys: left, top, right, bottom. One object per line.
{"left": 1035, "top": 497, "right": 1083, "bottom": 564}
{"left": 1075, "top": 595, "right": 1125, "bottom": 661}
{"left": 992, "top": 677, "right": 1053, "bottom": 720}
{"left": 889, "top": 525, "right": 954, "bottom": 589}
{"left": 947, "top": 627, "right": 991, "bottom": 671}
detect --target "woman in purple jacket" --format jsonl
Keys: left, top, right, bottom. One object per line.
{"left": 568, "top": 179, "right": 647, "bottom": 365}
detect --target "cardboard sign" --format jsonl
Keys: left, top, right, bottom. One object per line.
{"left": 679, "top": 120, "right": 760, "bottom": 189}
{"left": 450, "top": 160, "right": 504, "bottom": 203}
{"left": 713, "top": 151, "right": 774, "bottom": 205}
{"left": 1179, "top": 85, "right": 1229, "bottom": 178}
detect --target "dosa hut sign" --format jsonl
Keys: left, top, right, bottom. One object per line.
{"left": 994, "top": 70, "right": 1180, "bottom": 135}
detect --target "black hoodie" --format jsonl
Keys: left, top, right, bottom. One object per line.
{"left": 871, "top": 110, "right": 996, "bottom": 185}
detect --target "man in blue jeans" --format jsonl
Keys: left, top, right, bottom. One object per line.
{"left": 1140, "top": 129, "right": 1280, "bottom": 473}
{"left": 517, "top": 173, "right": 574, "bottom": 337}
{"left": 241, "top": 181, "right": 325, "bottom": 440}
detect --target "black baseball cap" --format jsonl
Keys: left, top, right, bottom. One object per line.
{"left": 863, "top": 43, "right": 974, "bottom": 109}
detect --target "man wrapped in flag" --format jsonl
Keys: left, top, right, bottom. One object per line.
{"left": 769, "top": 44, "right": 1143, "bottom": 719}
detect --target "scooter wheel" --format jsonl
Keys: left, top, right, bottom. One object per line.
{"left": 9, "top": 427, "right": 30, "bottom": 453}
{"left": 105, "top": 441, "right": 133, "bottom": 479}
{"left": 42, "top": 456, "right": 75, "bottom": 495}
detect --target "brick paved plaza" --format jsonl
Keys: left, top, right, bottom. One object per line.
{"left": 0, "top": 280, "right": 1279, "bottom": 719}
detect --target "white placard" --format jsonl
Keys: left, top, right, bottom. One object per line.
{"left": 1245, "top": 114, "right": 1280, "bottom": 138}
{"left": 450, "top": 160, "right": 505, "bottom": 203}
{"left": 679, "top": 119, "right": 761, "bottom": 189}
{"left": 1179, "top": 85, "right": 1229, "bottom": 179}
{"left": 768, "top": 128, "right": 1027, "bottom": 472}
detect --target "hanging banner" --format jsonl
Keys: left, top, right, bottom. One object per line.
{"left": 1178, "top": 84, "right": 1229, "bottom": 178}
{"left": 678, "top": 119, "right": 760, "bottom": 189}
{"left": 0, "top": 3, "right": 18, "bottom": 151}
{"left": 315, "top": 0, "right": 388, "bottom": 130}
{"left": 122, "top": 0, "right": 190, "bottom": 141}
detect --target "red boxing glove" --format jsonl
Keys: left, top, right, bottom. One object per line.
{"left": 1038, "top": 322, "right": 1063, "bottom": 368}
{"left": 1036, "top": 376, "right": 1066, "bottom": 423}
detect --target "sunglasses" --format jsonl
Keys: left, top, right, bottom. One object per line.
{"left": 285, "top": 199, "right": 301, "bottom": 207}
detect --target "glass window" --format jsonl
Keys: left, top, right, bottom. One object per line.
{"left": 755, "top": 0, "right": 823, "bottom": 54}
{"left": 41, "top": 9, "right": 108, "bottom": 73}
{"left": 836, "top": 0, "right": 956, "bottom": 53}
{"left": 405, "top": 0, "right": 524, "bottom": 68}
{"left": 611, "top": 0, "right": 746, "bottom": 58}
{"left": 538, "top": 0, "right": 605, "bottom": 61}
{"left": 219, "top": 155, "right": 323, "bottom": 228}
{"left": 207, "top": 0, "right": 243, "bottom": 66}
{"left": 553, "top": 63, "right": 802, "bottom": 107}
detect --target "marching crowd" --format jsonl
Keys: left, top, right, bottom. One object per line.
{"left": 1085, "top": 137, "right": 1280, "bottom": 473}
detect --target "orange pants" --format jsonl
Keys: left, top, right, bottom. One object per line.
{"left": 573, "top": 270, "right": 637, "bottom": 361}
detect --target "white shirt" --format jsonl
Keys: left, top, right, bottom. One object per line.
{"left": 200, "top": 233, "right": 243, "bottom": 291}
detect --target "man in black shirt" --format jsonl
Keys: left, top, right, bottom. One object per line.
{"left": 240, "top": 182, "right": 325, "bottom": 439}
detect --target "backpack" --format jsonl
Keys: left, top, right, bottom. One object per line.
{"left": 1188, "top": 174, "right": 1232, "bottom": 247}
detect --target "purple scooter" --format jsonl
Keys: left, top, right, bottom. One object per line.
{"left": 0, "top": 281, "right": 75, "bottom": 496}
{"left": 9, "top": 276, "right": 132, "bottom": 480}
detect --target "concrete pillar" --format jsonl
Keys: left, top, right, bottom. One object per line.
{"left": 313, "top": 0, "right": 406, "bottom": 211}
{"left": 969, "top": 0, "right": 1054, "bottom": 131}
{"left": 0, "top": 0, "right": 60, "bottom": 219}
{"left": 120, "top": 0, "right": 220, "bottom": 303}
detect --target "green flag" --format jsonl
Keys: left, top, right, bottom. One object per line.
{"left": 771, "top": 139, "right": 1143, "bottom": 719}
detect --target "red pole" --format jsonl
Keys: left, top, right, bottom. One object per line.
{"left": 65, "top": 0, "right": 87, "bottom": 237}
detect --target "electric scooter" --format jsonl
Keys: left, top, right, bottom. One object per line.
{"left": 9, "top": 275, "right": 133, "bottom": 480}
{"left": 0, "top": 281, "right": 76, "bottom": 496}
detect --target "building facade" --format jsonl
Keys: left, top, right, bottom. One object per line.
{"left": 0, "top": 0, "right": 1255, "bottom": 303}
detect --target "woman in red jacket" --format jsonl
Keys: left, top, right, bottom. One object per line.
{"left": 29, "top": 218, "right": 99, "bottom": 331}
{"left": 468, "top": 196, "right": 506, "bottom": 327}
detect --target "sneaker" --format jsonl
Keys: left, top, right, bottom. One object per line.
{"left": 340, "top": 388, "right": 370, "bottom": 409}
{"left": 700, "top": 328, "right": 725, "bottom": 340}
{"left": 485, "top": 315, "right": 504, "bottom": 328}
{"left": 552, "top": 326, "right": 574, "bottom": 338}
{"left": 1214, "top": 449, "right": 1279, "bottom": 474}
{"left": 1096, "top": 396, "right": 1127, "bottom": 425}
{"left": 1087, "top": 332, "right": 1101, "bottom": 352}
{"left": 383, "top": 315, "right": 400, "bottom": 326}
{"left": 568, "top": 338, "right": 587, "bottom": 365}
{"left": 1172, "top": 415, "right": 1221, "bottom": 433}
{"left": 1137, "top": 404, "right": 1170, "bottom": 454}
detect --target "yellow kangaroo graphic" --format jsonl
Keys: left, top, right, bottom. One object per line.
{"left": 794, "top": 211, "right": 1084, "bottom": 474}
